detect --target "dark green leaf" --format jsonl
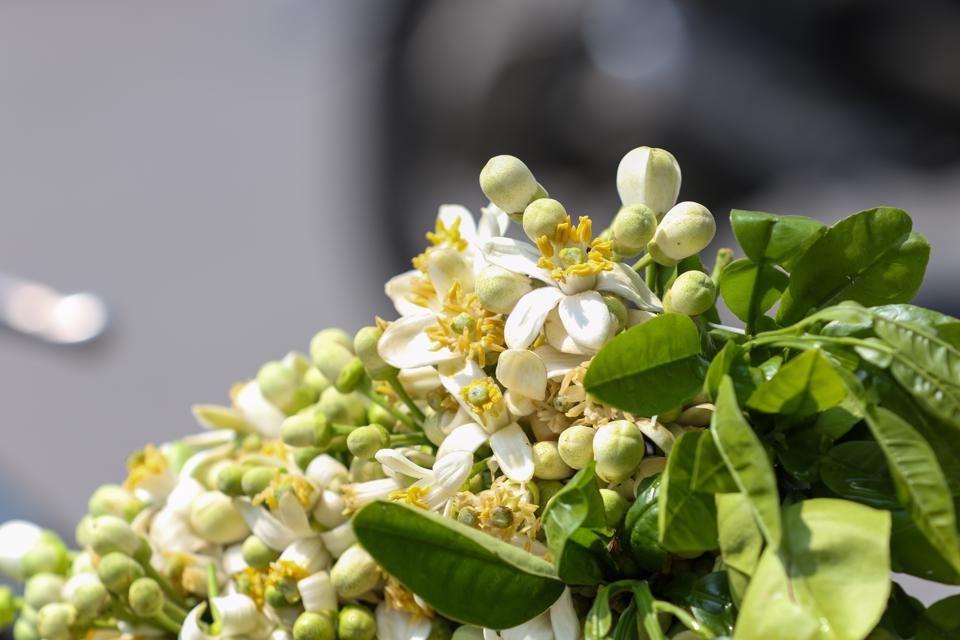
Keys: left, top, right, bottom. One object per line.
{"left": 747, "top": 348, "right": 846, "bottom": 417}
{"left": 820, "top": 441, "right": 899, "bottom": 509}
{"left": 916, "top": 594, "right": 960, "bottom": 640}
{"left": 778, "top": 207, "right": 929, "bottom": 324}
{"left": 878, "top": 582, "right": 925, "bottom": 639}
{"left": 891, "top": 509, "right": 960, "bottom": 585}
{"left": 735, "top": 499, "right": 891, "bottom": 640}
{"left": 719, "top": 258, "right": 789, "bottom": 328}
{"left": 693, "top": 431, "right": 738, "bottom": 494}
{"left": 631, "top": 582, "right": 666, "bottom": 640}
{"left": 623, "top": 476, "right": 668, "bottom": 572}
{"left": 729, "top": 209, "right": 826, "bottom": 269}
{"left": 584, "top": 580, "right": 639, "bottom": 640}
{"left": 658, "top": 431, "right": 718, "bottom": 554}
{"left": 716, "top": 492, "right": 762, "bottom": 607}
{"left": 353, "top": 501, "right": 564, "bottom": 628}
{"left": 686, "top": 572, "right": 736, "bottom": 636}
{"left": 585, "top": 313, "right": 707, "bottom": 416}
{"left": 704, "top": 340, "right": 756, "bottom": 405}
{"left": 612, "top": 600, "right": 639, "bottom": 640}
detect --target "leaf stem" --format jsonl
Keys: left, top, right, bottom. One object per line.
{"left": 388, "top": 377, "right": 426, "bottom": 423}
{"left": 361, "top": 384, "right": 420, "bottom": 431}
{"left": 652, "top": 601, "right": 713, "bottom": 638}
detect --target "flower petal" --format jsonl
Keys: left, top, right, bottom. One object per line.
{"left": 532, "top": 345, "right": 588, "bottom": 379}
{"left": 544, "top": 308, "right": 591, "bottom": 355}
{"left": 236, "top": 381, "right": 285, "bottom": 439}
{"left": 235, "top": 501, "right": 298, "bottom": 551}
{"left": 500, "top": 610, "right": 554, "bottom": 640}
{"left": 385, "top": 270, "right": 436, "bottom": 316}
{"left": 505, "top": 390, "right": 537, "bottom": 417}
{"left": 0, "top": 521, "right": 42, "bottom": 581}
{"left": 214, "top": 594, "right": 261, "bottom": 635}
{"left": 279, "top": 537, "right": 329, "bottom": 574}
{"left": 418, "top": 450, "right": 473, "bottom": 510}
{"left": 436, "top": 422, "right": 489, "bottom": 459}
{"left": 378, "top": 313, "right": 462, "bottom": 369}
{"left": 478, "top": 203, "right": 510, "bottom": 240}
{"left": 375, "top": 449, "right": 432, "bottom": 480}
{"left": 438, "top": 360, "right": 487, "bottom": 423}
{"left": 490, "top": 423, "right": 534, "bottom": 482}
{"left": 550, "top": 588, "right": 580, "bottom": 640}
{"left": 305, "top": 455, "right": 349, "bottom": 491}
{"left": 298, "top": 571, "right": 337, "bottom": 613}
{"left": 482, "top": 237, "right": 553, "bottom": 283}
{"left": 376, "top": 603, "right": 433, "bottom": 640}
{"left": 504, "top": 288, "right": 564, "bottom": 350}
{"left": 496, "top": 349, "right": 547, "bottom": 401}
{"left": 596, "top": 263, "right": 663, "bottom": 312}
{"left": 318, "top": 521, "right": 356, "bottom": 558}
{"left": 558, "top": 291, "right": 613, "bottom": 352}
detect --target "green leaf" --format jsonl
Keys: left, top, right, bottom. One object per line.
{"left": 585, "top": 313, "right": 707, "bottom": 416}
{"left": 747, "top": 348, "right": 846, "bottom": 417}
{"left": 693, "top": 430, "right": 738, "bottom": 494}
{"left": 878, "top": 582, "right": 925, "bottom": 639}
{"left": 631, "top": 582, "right": 666, "bottom": 640}
{"left": 704, "top": 340, "right": 756, "bottom": 405}
{"left": 863, "top": 405, "right": 960, "bottom": 575}
{"left": 916, "top": 594, "right": 960, "bottom": 640}
{"left": 730, "top": 209, "right": 827, "bottom": 269}
{"left": 658, "top": 431, "right": 718, "bottom": 554}
{"left": 584, "top": 580, "right": 640, "bottom": 640}
{"left": 778, "top": 207, "right": 929, "bottom": 324}
{"left": 873, "top": 304, "right": 960, "bottom": 347}
{"left": 819, "top": 441, "right": 899, "bottom": 509}
{"left": 775, "top": 404, "right": 862, "bottom": 484}
{"left": 891, "top": 508, "right": 960, "bottom": 585}
{"left": 713, "top": 376, "right": 782, "bottom": 545}
{"left": 541, "top": 462, "right": 615, "bottom": 584}
{"left": 685, "top": 572, "right": 736, "bottom": 637}
{"left": 717, "top": 492, "right": 763, "bottom": 607}
{"left": 622, "top": 476, "right": 668, "bottom": 572}
{"left": 719, "top": 258, "right": 789, "bottom": 329}
{"left": 735, "top": 499, "right": 891, "bottom": 640}
{"left": 353, "top": 501, "right": 564, "bottom": 628}
{"left": 612, "top": 600, "right": 639, "bottom": 640}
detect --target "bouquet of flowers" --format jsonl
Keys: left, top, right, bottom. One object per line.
{"left": 2, "top": 148, "right": 958, "bottom": 640}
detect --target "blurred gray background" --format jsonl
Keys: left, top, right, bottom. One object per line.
{"left": 2, "top": 0, "right": 959, "bottom": 606}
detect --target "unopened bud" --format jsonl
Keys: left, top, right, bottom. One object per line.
{"left": 128, "top": 577, "right": 164, "bottom": 618}
{"left": 189, "top": 491, "right": 250, "bottom": 545}
{"left": 479, "top": 155, "right": 540, "bottom": 214}
{"left": 294, "top": 611, "right": 337, "bottom": 640}
{"left": 600, "top": 489, "right": 628, "bottom": 527}
{"left": 346, "top": 425, "right": 390, "bottom": 460}
{"left": 310, "top": 328, "right": 354, "bottom": 356}
{"left": 88, "top": 485, "right": 145, "bottom": 522}
{"left": 71, "top": 582, "right": 108, "bottom": 618}
{"left": 648, "top": 202, "right": 716, "bottom": 266}
{"left": 664, "top": 270, "right": 716, "bottom": 316}
{"left": 21, "top": 532, "right": 69, "bottom": 578}
{"left": 24, "top": 574, "right": 64, "bottom": 610}
{"left": 611, "top": 204, "right": 657, "bottom": 256}
{"left": 616, "top": 147, "right": 682, "bottom": 215}
{"left": 366, "top": 403, "right": 395, "bottom": 429}
{"left": 557, "top": 425, "right": 596, "bottom": 470}
{"left": 36, "top": 603, "right": 76, "bottom": 640}
{"left": 532, "top": 441, "right": 574, "bottom": 480}
{"left": 522, "top": 198, "right": 567, "bottom": 242}
{"left": 97, "top": 552, "right": 144, "bottom": 595}
{"left": 88, "top": 516, "right": 150, "bottom": 563}
{"left": 330, "top": 544, "right": 379, "bottom": 599}
{"left": 354, "top": 326, "right": 397, "bottom": 381}
{"left": 336, "top": 357, "right": 367, "bottom": 394}
{"left": 242, "top": 535, "right": 280, "bottom": 570}
{"left": 216, "top": 464, "right": 247, "bottom": 497}
{"left": 593, "top": 420, "right": 645, "bottom": 483}
{"left": 0, "top": 586, "right": 14, "bottom": 628}
{"left": 257, "top": 361, "right": 307, "bottom": 414}
{"left": 475, "top": 265, "right": 533, "bottom": 315}
{"left": 312, "top": 339, "right": 355, "bottom": 387}
{"left": 241, "top": 466, "right": 276, "bottom": 497}
{"left": 282, "top": 413, "right": 332, "bottom": 449}
{"left": 337, "top": 604, "right": 376, "bottom": 640}
{"left": 316, "top": 387, "right": 367, "bottom": 426}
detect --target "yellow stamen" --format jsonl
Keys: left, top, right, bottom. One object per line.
{"left": 385, "top": 575, "right": 434, "bottom": 619}
{"left": 253, "top": 473, "right": 315, "bottom": 512}
{"left": 461, "top": 378, "right": 504, "bottom": 417}
{"left": 535, "top": 215, "right": 614, "bottom": 283}
{"left": 259, "top": 439, "right": 288, "bottom": 461}
{"left": 425, "top": 281, "right": 505, "bottom": 366}
{"left": 412, "top": 217, "right": 469, "bottom": 272}
{"left": 123, "top": 444, "right": 168, "bottom": 492}
{"left": 389, "top": 485, "right": 431, "bottom": 510}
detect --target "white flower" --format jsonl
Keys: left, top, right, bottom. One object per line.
{"left": 180, "top": 594, "right": 273, "bottom": 639}
{"left": 149, "top": 477, "right": 209, "bottom": 554}
{"left": 483, "top": 588, "right": 580, "bottom": 640}
{"left": 278, "top": 537, "right": 330, "bottom": 575}
{"left": 375, "top": 448, "right": 473, "bottom": 511}
{"left": 375, "top": 602, "right": 432, "bottom": 640}
{"left": 235, "top": 381, "right": 286, "bottom": 439}
{"left": 318, "top": 521, "right": 357, "bottom": 558}
{"left": 235, "top": 491, "right": 314, "bottom": 552}
{"left": 0, "top": 520, "right": 43, "bottom": 581}
{"left": 298, "top": 571, "right": 337, "bottom": 613}
{"left": 482, "top": 216, "right": 660, "bottom": 354}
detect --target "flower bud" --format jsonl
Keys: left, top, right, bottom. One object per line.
{"left": 522, "top": 198, "right": 567, "bottom": 242}
{"left": 0, "top": 586, "right": 16, "bottom": 628}
{"left": 24, "top": 573, "right": 64, "bottom": 610}
{"left": 88, "top": 485, "right": 145, "bottom": 522}
{"left": 452, "top": 626, "right": 485, "bottom": 640}
{"left": 21, "top": 532, "right": 69, "bottom": 578}
{"left": 601, "top": 293, "right": 629, "bottom": 334}
{"left": 664, "top": 271, "right": 716, "bottom": 316}
{"left": 336, "top": 357, "right": 367, "bottom": 394}
{"left": 189, "top": 491, "right": 250, "bottom": 545}
{"left": 475, "top": 265, "right": 533, "bottom": 315}
{"left": 312, "top": 339, "right": 355, "bottom": 387}
{"left": 316, "top": 388, "right": 367, "bottom": 426}
{"left": 241, "top": 466, "right": 276, "bottom": 497}
{"left": 611, "top": 204, "right": 658, "bottom": 256}
{"left": 338, "top": 604, "right": 376, "bottom": 640}
{"left": 593, "top": 420, "right": 645, "bottom": 483}
{"left": 241, "top": 535, "right": 280, "bottom": 570}
{"left": 14, "top": 618, "right": 40, "bottom": 640}
{"left": 532, "top": 442, "right": 574, "bottom": 480}
{"left": 282, "top": 413, "right": 332, "bottom": 449}
{"left": 304, "top": 367, "right": 331, "bottom": 394}
{"left": 70, "top": 582, "right": 108, "bottom": 618}
{"left": 600, "top": 489, "right": 628, "bottom": 527}
{"left": 350, "top": 457, "right": 386, "bottom": 483}
{"left": 97, "top": 552, "right": 144, "bottom": 595}
{"left": 367, "top": 402, "right": 395, "bottom": 429}
{"left": 0, "top": 521, "right": 49, "bottom": 581}
{"left": 479, "top": 155, "right": 540, "bottom": 214}
{"left": 310, "top": 328, "right": 354, "bottom": 355}
{"left": 648, "top": 202, "right": 716, "bottom": 266}
{"left": 128, "top": 577, "right": 164, "bottom": 618}
{"left": 330, "top": 544, "right": 379, "bottom": 599}
{"left": 258, "top": 361, "right": 311, "bottom": 415}
{"left": 557, "top": 425, "right": 596, "bottom": 470}
{"left": 88, "top": 516, "right": 150, "bottom": 563}
{"left": 347, "top": 425, "right": 390, "bottom": 460}
{"left": 616, "top": 147, "right": 681, "bottom": 215}
{"left": 36, "top": 603, "right": 76, "bottom": 640}
{"left": 354, "top": 326, "right": 398, "bottom": 381}
{"left": 216, "top": 464, "right": 247, "bottom": 497}
{"left": 294, "top": 611, "right": 337, "bottom": 640}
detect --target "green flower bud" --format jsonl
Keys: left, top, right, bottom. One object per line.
{"left": 330, "top": 544, "right": 379, "bottom": 599}
{"left": 24, "top": 573, "right": 63, "bottom": 610}
{"left": 88, "top": 515, "right": 150, "bottom": 563}
{"left": 282, "top": 413, "right": 332, "bottom": 449}
{"left": 648, "top": 202, "right": 716, "bottom": 266}
{"left": 304, "top": 367, "right": 331, "bottom": 394}
{"left": 452, "top": 626, "right": 485, "bottom": 640}
{"left": 128, "top": 577, "right": 164, "bottom": 618}
{"left": 294, "top": 446, "right": 323, "bottom": 471}
{"left": 600, "top": 489, "right": 628, "bottom": 527}
{"left": 75, "top": 516, "right": 94, "bottom": 549}
{"left": 71, "top": 582, "right": 108, "bottom": 618}
{"left": 88, "top": 484, "right": 145, "bottom": 522}
{"left": 664, "top": 271, "right": 716, "bottom": 316}
{"left": 475, "top": 265, "right": 533, "bottom": 315}
{"left": 166, "top": 441, "right": 197, "bottom": 474}
{"left": 601, "top": 293, "right": 628, "bottom": 333}
{"left": 316, "top": 387, "right": 367, "bottom": 426}
{"left": 191, "top": 404, "right": 255, "bottom": 432}
{"left": 611, "top": 204, "right": 658, "bottom": 256}
{"left": 97, "top": 552, "right": 144, "bottom": 595}
{"left": 593, "top": 420, "right": 646, "bottom": 483}
{"left": 489, "top": 506, "right": 514, "bottom": 529}
{"left": 429, "top": 617, "right": 454, "bottom": 640}
{"left": 312, "top": 341, "right": 355, "bottom": 389}
{"left": 265, "top": 585, "right": 291, "bottom": 609}
{"left": 367, "top": 402, "right": 395, "bottom": 429}
{"left": 21, "top": 532, "right": 69, "bottom": 578}
{"left": 0, "top": 586, "right": 16, "bottom": 628}
{"left": 336, "top": 357, "right": 367, "bottom": 394}
{"left": 337, "top": 604, "right": 376, "bottom": 640}
{"left": 354, "top": 326, "right": 398, "bottom": 381}
{"left": 294, "top": 611, "right": 337, "bottom": 640}
{"left": 241, "top": 466, "right": 276, "bottom": 497}
{"left": 36, "top": 603, "right": 76, "bottom": 640}
{"left": 310, "top": 328, "right": 354, "bottom": 355}
{"left": 189, "top": 491, "right": 250, "bottom": 544}
{"left": 347, "top": 425, "right": 390, "bottom": 460}
{"left": 532, "top": 441, "right": 574, "bottom": 480}
{"left": 241, "top": 535, "right": 280, "bottom": 569}
{"left": 558, "top": 425, "right": 596, "bottom": 470}
{"left": 216, "top": 464, "right": 247, "bottom": 497}
{"left": 522, "top": 198, "right": 567, "bottom": 242}
{"left": 616, "top": 147, "right": 682, "bottom": 215}
{"left": 14, "top": 618, "right": 40, "bottom": 640}
{"left": 349, "top": 457, "right": 386, "bottom": 482}
{"left": 479, "top": 155, "right": 540, "bottom": 214}
{"left": 257, "top": 361, "right": 303, "bottom": 414}
{"left": 240, "top": 433, "right": 263, "bottom": 452}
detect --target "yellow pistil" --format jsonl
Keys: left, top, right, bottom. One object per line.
{"left": 390, "top": 485, "right": 431, "bottom": 510}
{"left": 426, "top": 281, "right": 505, "bottom": 366}
{"left": 460, "top": 378, "right": 504, "bottom": 418}
{"left": 236, "top": 567, "right": 267, "bottom": 607}
{"left": 123, "top": 444, "right": 167, "bottom": 492}
{"left": 536, "top": 215, "right": 614, "bottom": 283}
{"left": 385, "top": 575, "right": 434, "bottom": 620}
{"left": 253, "top": 473, "right": 315, "bottom": 512}
{"left": 412, "top": 217, "right": 469, "bottom": 272}
{"left": 259, "top": 439, "right": 289, "bottom": 460}
{"left": 453, "top": 477, "right": 540, "bottom": 544}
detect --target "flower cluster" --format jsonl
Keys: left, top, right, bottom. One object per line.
{"left": 0, "top": 147, "right": 723, "bottom": 640}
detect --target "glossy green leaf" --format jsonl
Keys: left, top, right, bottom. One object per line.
{"left": 717, "top": 492, "right": 763, "bottom": 607}
{"left": 713, "top": 376, "right": 781, "bottom": 545}
{"left": 877, "top": 582, "right": 925, "bottom": 639}
{"left": 747, "top": 348, "right": 846, "bottom": 416}
{"left": 820, "top": 441, "right": 899, "bottom": 509}
{"left": 584, "top": 580, "right": 640, "bottom": 640}
{"left": 632, "top": 582, "right": 666, "bottom": 640}
{"left": 585, "top": 313, "right": 707, "bottom": 416}
{"left": 719, "top": 258, "right": 789, "bottom": 328}
{"left": 704, "top": 340, "right": 756, "bottom": 405}
{"left": 730, "top": 209, "right": 827, "bottom": 269}
{"left": 612, "top": 600, "right": 639, "bottom": 640}
{"left": 891, "top": 508, "right": 960, "bottom": 585}
{"left": 685, "top": 572, "right": 736, "bottom": 637}
{"left": 778, "top": 207, "right": 929, "bottom": 324}
{"left": 775, "top": 403, "right": 863, "bottom": 483}
{"left": 863, "top": 405, "right": 960, "bottom": 575}
{"left": 541, "top": 462, "right": 615, "bottom": 585}
{"left": 353, "top": 501, "right": 564, "bottom": 628}
{"left": 735, "top": 499, "right": 891, "bottom": 640}
{"left": 658, "top": 431, "right": 718, "bottom": 554}
{"left": 622, "top": 476, "right": 668, "bottom": 572}
{"left": 693, "top": 430, "right": 738, "bottom": 494}
{"left": 916, "top": 594, "right": 960, "bottom": 640}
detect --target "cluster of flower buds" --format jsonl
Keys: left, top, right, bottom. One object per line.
{"left": 0, "top": 147, "right": 725, "bottom": 640}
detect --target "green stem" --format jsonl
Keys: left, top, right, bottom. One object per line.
{"left": 652, "top": 601, "right": 712, "bottom": 638}
{"left": 151, "top": 609, "right": 182, "bottom": 634}
{"left": 362, "top": 385, "right": 419, "bottom": 430}
{"left": 141, "top": 562, "right": 189, "bottom": 610}
{"left": 632, "top": 253, "right": 654, "bottom": 272}
{"left": 711, "top": 247, "right": 733, "bottom": 284}
{"left": 645, "top": 263, "right": 657, "bottom": 294}
{"left": 163, "top": 599, "right": 189, "bottom": 623}
{"left": 389, "top": 434, "right": 429, "bottom": 448}
{"left": 388, "top": 377, "right": 426, "bottom": 422}
{"left": 470, "top": 456, "right": 492, "bottom": 476}
{"left": 332, "top": 423, "right": 361, "bottom": 436}
{"left": 206, "top": 563, "right": 222, "bottom": 634}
